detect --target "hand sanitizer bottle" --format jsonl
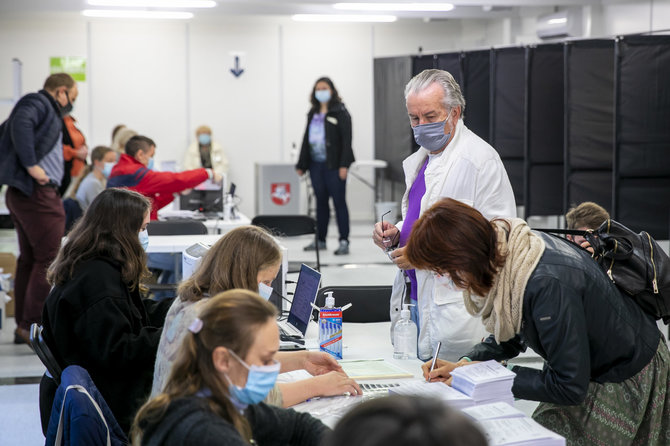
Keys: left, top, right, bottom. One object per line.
{"left": 393, "top": 304, "right": 417, "bottom": 360}
{"left": 318, "top": 291, "right": 343, "bottom": 359}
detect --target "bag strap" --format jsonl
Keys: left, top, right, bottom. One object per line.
{"left": 533, "top": 228, "right": 588, "bottom": 236}
{"left": 55, "top": 384, "right": 111, "bottom": 446}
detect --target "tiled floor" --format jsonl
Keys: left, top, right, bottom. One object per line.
{"left": 0, "top": 219, "right": 667, "bottom": 444}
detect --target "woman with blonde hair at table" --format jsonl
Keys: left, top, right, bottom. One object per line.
{"left": 133, "top": 290, "right": 328, "bottom": 445}
{"left": 151, "top": 225, "right": 361, "bottom": 406}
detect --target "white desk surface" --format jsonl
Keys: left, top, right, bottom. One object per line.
{"left": 147, "top": 213, "right": 252, "bottom": 253}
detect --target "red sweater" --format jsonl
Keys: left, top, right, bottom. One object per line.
{"left": 108, "top": 154, "right": 209, "bottom": 219}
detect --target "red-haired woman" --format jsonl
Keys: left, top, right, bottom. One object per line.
{"left": 405, "top": 198, "right": 670, "bottom": 445}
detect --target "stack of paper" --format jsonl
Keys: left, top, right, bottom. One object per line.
{"left": 461, "top": 402, "right": 525, "bottom": 421}
{"left": 389, "top": 379, "right": 474, "bottom": 409}
{"left": 478, "top": 417, "right": 565, "bottom": 446}
{"left": 450, "top": 360, "right": 515, "bottom": 406}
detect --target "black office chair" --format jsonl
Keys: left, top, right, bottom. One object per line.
{"left": 313, "top": 285, "right": 392, "bottom": 323}
{"left": 30, "top": 323, "right": 63, "bottom": 385}
{"left": 145, "top": 220, "right": 209, "bottom": 297}
{"left": 146, "top": 220, "right": 208, "bottom": 236}
{"left": 251, "top": 215, "right": 320, "bottom": 272}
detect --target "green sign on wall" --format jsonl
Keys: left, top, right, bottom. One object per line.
{"left": 50, "top": 56, "right": 87, "bottom": 82}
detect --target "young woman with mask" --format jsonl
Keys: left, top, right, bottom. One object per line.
{"left": 296, "top": 77, "right": 355, "bottom": 256}
{"left": 39, "top": 188, "right": 174, "bottom": 434}
{"left": 72, "top": 145, "right": 117, "bottom": 212}
{"left": 406, "top": 198, "right": 670, "bottom": 445}
{"left": 133, "top": 290, "right": 328, "bottom": 445}
{"left": 151, "top": 225, "right": 361, "bottom": 406}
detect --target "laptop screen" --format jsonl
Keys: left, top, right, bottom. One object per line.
{"left": 287, "top": 264, "right": 321, "bottom": 335}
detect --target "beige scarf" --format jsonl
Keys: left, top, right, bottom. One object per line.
{"left": 463, "top": 218, "right": 545, "bottom": 343}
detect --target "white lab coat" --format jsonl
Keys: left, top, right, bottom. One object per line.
{"left": 389, "top": 119, "right": 516, "bottom": 361}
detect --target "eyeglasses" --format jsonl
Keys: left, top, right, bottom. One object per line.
{"left": 380, "top": 210, "right": 400, "bottom": 259}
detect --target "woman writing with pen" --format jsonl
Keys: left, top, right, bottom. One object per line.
{"left": 405, "top": 198, "right": 670, "bottom": 445}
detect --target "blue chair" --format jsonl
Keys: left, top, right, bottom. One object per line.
{"left": 45, "top": 365, "right": 128, "bottom": 446}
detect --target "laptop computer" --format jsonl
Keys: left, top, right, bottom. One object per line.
{"left": 278, "top": 264, "right": 321, "bottom": 343}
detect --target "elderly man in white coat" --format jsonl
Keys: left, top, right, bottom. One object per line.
{"left": 373, "top": 69, "right": 516, "bottom": 361}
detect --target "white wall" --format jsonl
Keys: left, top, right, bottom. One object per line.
{"left": 2, "top": 6, "right": 670, "bottom": 218}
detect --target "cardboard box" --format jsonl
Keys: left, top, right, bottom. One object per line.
{"left": 0, "top": 252, "right": 16, "bottom": 317}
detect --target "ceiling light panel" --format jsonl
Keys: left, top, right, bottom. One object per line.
{"left": 82, "top": 9, "right": 194, "bottom": 18}
{"left": 86, "top": 0, "right": 215, "bottom": 8}
{"left": 334, "top": 3, "right": 454, "bottom": 12}
{"left": 292, "top": 14, "right": 397, "bottom": 22}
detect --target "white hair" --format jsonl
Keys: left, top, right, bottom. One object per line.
{"left": 404, "top": 69, "right": 466, "bottom": 115}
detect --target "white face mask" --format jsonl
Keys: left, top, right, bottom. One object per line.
{"left": 258, "top": 282, "right": 273, "bottom": 300}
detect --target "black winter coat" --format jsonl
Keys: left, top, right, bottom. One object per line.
{"left": 296, "top": 102, "right": 354, "bottom": 171}
{"left": 0, "top": 90, "right": 63, "bottom": 196}
{"left": 139, "top": 396, "right": 328, "bottom": 446}
{"left": 41, "top": 258, "right": 173, "bottom": 433}
{"left": 466, "top": 232, "right": 660, "bottom": 405}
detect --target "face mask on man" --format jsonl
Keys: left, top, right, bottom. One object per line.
{"left": 412, "top": 111, "right": 453, "bottom": 153}
{"left": 315, "top": 89, "right": 331, "bottom": 104}
{"left": 60, "top": 90, "right": 73, "bottom": 117}
{"left": 147, "top": 158, "right": 155, "bottom": 171}
{"left": 198, "top": 133, "right": 211, "bottom": 145}
{"left": 138, "top": 229, "right": 149, "bottom": 251}
{"left": 225, "top": 349, "right": 280, "bottom": 406}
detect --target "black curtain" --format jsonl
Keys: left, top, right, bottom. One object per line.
{"left": 491, "top": 47, "right": 526, "bottom": 204}
{"left": 462, "top": 50, "right": 491, "bottom": 143}
{"left": 615, "top": 35, "right": 670, "bottom": 238}
{"left": 525, "top": 44, "right": 564, "bottom": 218}
{"left": 564, "top": 40, "right": 615, "bottom": 214}
{"left": 436, "top": 52, "right": 463, "bottom": 86}
{"left": 374, "top": 57, "right": 413, "bottom": 183}
{"left": 412, "top": 54, "right": 437, "bottom": 75}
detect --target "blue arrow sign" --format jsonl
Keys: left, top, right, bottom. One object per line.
{"left": 230, "top": 55, "right": 244, "bottom": 77}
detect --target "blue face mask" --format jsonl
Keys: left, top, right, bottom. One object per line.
{"left": 198, "top": 133, "right": 211, "bottom": 145}
{"left": 258, "top": 282, "right": 273, "bottom": 301}
{"left": 147, "top": 158, "right": 155, "bottom": 170}
{"left": 225, "top": 350, "right": 280, "bottom": 406}
{"left": 412, "top": 112, "right": 453, "bottom": 153}
{"left": 315, "top": 89, "right": 331, "bottom": 104}
{"left": 138, "top": 229, "right": 149, "bottom": 251}
{"left": 102, "top": 162, "right": 115, "bottom": 179}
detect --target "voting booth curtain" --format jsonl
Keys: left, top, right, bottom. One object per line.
{"left": 564, "top": 39, "right": 615, "bottom": 219}
{"left": 491, "top": 47, "right": 526, "bottom": 205}
{"left": 614, "top": 35, "right": 670, "bottom": 239}
{"left": 525, "top": 44, "right": 564, "bottom": 218}
{"left": 373, "top": 56, "right": 413, "bottom": 183}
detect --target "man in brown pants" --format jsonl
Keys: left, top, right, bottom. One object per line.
{"left": 0, "top": 73, "right": 77, "bottom": 345}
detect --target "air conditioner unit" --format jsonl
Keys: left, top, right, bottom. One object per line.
{"left": 536, "top": 9, "right": 581, "bottom": 40}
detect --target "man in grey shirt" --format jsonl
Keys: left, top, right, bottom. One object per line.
{"left": 0, "top": 73, "right": 77, "bottom": 345}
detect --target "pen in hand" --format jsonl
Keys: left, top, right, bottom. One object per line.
{"left": 426, "top": 341, "right": 441, "bottom": 383}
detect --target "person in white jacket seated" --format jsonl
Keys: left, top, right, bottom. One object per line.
{"left": 372, "top": 68, "right": 516, "bottom": 362}
{"left": 183, "top": 124, "right": 229, "bottom": 175}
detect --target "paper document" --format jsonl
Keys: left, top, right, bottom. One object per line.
{"left": 478, "top": 417, "right": 565, "bottom": 445}
{"left": 461, "top": 402, "right": 525, "bottom": 421}
{"left": 389, "top": 379, "right": 474, "bottom": 409}
{"left": 338, "top": 359, "right": 414, "bottom": 380}
{"left": 450, "top": 360, "right": 515, "bottom": 406}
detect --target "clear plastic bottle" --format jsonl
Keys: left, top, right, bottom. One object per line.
{"left": 319, "top": 291, "right": 343, "bottom": 359}
{"left": 393, "top": 304, "right": 417, "bottom": 359}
